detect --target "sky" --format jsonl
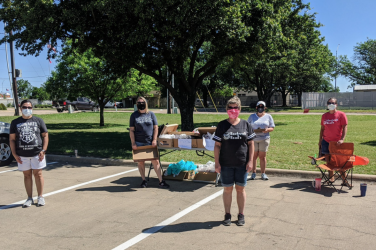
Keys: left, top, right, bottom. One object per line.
{"left": 1, "top": 0, "right": 376, "bottom": 95}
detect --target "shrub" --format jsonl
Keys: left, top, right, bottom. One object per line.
{"left": 0, "top": 103, "right": 7, "bottom": 110}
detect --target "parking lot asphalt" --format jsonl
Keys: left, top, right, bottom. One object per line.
{"left": 1, "top": 157, "right": 376, "bottom": 250}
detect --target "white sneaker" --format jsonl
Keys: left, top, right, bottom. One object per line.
{"left": 37, "top": 196, "right": 45, "bottom": 207}
{"left": 261, "top": 173, "right": 269, "bottom": 180}
{"left": 22, "top": 197, "right": 34, "bottom": 208}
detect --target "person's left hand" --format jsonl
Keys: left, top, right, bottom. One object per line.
{"left": 262, "top": 128, "right": 269, "bottom": 134}
{"left": 152, "top": 140, "right": 157, "bottom": 146}
{"left": 246, "top": 161, "right": 253, "bottom": 173}
{"left": 337, "top": 139, "right": 344, "bottom": 145}
{"left": 38, "top": 151, "right": 45, "bottom": 162}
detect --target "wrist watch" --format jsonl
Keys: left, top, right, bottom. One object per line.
{"left": 41, "top": 149, "right": 46, "bottom": 153}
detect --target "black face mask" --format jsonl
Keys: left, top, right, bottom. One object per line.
{"left": 137, "top": 103, "right": 146, "bottom": 110}
{"left": 257, "top": 107, "right": 265, "bottom": 113}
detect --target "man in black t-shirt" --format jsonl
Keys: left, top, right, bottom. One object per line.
{"left": 213, "top": 96, "right": 255, "bottom": 226}
{"left": 9, "top": 100, "right": 49, "bottom": 208}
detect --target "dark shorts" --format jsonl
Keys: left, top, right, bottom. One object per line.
{"left": 135, "top": 141, "right": 152, "bottom": 147}
{"left": 321, "top": 139, "right": 330, "bottom": 155}
{"left": 220, "top": 166, "right": 248, "bottom": 187}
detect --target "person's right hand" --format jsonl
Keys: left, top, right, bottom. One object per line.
{"left": 14, "top": 154, "right": 22, "bottom": 164}
{"left": 132, "top": 144, "right": 137, "bottom": 150}
{"left": 215, "top": 163, "right": 221, "bottom": 174}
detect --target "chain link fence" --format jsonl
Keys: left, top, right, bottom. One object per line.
{"left": 302, "top": 92, "right": 376, "bottom": 109}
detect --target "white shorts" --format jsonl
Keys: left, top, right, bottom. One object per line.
{"left": 18, "top": 155, "right": 47, "bottom": 171}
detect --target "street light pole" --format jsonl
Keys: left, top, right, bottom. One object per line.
{"left": 335, "top": 44, "right": 340, "bottom": 92}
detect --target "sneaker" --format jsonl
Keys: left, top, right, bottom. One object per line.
{"left": 236, "top": 213, "right": 245, "bottom": 226}
{"left": 261, "top": 173, "right": 269, "bottom": 180}
{"left": 249, "top": 172, "right": 256, "bottom": 180}
{"left": 140, "top": 180, "right": 148, "bottom": 188}
{"left": 22, "top": 197, "right": 34, "bottom": 208}
{"left": 37, "top": 196, "right": 45, "bottom": 207}
{"left": 159, "top": 180, "right": 170, "bottom": 188}
{"left": 223, "top": 213, "right": 232, "bottom": 226}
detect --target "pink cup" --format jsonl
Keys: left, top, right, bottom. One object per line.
{"left": 315, "top": 178, "right": 322, "bottom": 191}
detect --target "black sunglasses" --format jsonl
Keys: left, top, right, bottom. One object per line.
{"left": 327, "top": 102, "right": 336, "bottom": 105}
{"left": 257, "top": 105, "right": 265, "bottom": 108}
{"left": 137, "top": 102, "right": 145, "bottom": 104}
{"left": 21, "top": 106, "right": 33, "bottom": 109}
{"left": 228, "top": 107, "right": 239, "bottom": 110}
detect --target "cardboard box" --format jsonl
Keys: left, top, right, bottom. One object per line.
{"left": 162, "top": 170, "right": 187, "bottom": 181}
{"left": 167, "top": 131, "right": 199, "bottom": 136}
{"left": 254, "top": 128, "right": 266, "bottom": 133}
{"left": 195, "top": 139, "right": 205, "bottom": 149}
{"left": 193, "top": 172, "right": 218, "bottom": 182}
{"left": 197, "top": 127, "right": 217, "bottom": 136}
{"left": 185, "top": 170, "right": 196, "bottom": 180}
{"left": 173, "top": 138, "right": 197, "bottom": 148}
{"left": 132, "top": 145, "right": 159, "bottom": 162}
{"left": 157, "top": 138, "right": 174, "bottom": 148}
{"left": 158, "top": 124, "right": 179, "bottom": 148}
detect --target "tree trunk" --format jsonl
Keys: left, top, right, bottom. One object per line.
{"left": 202, "top": 88, "right": 209, "bottom": 108}
{"left": 176, "top": 93, "right": 195, "bottom": 131}
{"left": 99, "top": 103, "right": 105, "bottom": 126}
{"left": 281, "top": 91, "right": 288, "bottom": 107}
{"left": 298, "top": 91, "right": 302, "bottom": 107}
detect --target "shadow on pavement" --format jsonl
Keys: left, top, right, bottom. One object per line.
{"left": 75, "top": 176, "right": 208, "bottom": 193}
{"left": 142, "top": 221, "right": 222, "bottom": 233}
{"left": 269, "top": 181, "right": 349, "bottom": 197}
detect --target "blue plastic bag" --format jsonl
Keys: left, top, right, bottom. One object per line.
{"left": 166, "top": 160, "right": 197, "bottom": 176}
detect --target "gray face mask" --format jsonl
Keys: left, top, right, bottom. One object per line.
{"left": 22, "top": 108, "right": 32, "bottom": 117}
{"left": 257, "top": 107, "right": 265, "bottom": 113}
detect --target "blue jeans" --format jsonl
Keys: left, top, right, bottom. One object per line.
{"left": 321, "top": 139, "right": 330, "bottom": 155}
{"left": 221, "top": 166, "right": 248, "bottom": 187}
{"left": 135, "top": 141, "right": 152, "bottom": 147}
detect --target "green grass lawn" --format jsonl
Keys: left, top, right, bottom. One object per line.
{"left": 1, "top": 112, "right": 375, "bottom": 175}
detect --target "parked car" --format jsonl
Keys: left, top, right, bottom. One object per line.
{"left": 195, "top": 99, "right": 211, "bottom": 107}
{"left": 52, "top": 97, "right": 99, "bottom": 112}
{"left": 104, "top": 101, "right": 124, "bottom": 108}
{"left": 0, "top": 121, "right": 14, "bottom": 166}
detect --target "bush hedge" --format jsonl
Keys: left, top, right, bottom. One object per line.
{"left": 0, "top": 103, "right": 7, "bottom": 110}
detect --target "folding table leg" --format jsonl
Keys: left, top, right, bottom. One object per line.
{"left": 147, "top": 161, "right": 164, "bottom": 181}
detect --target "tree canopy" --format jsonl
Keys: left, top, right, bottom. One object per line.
{"left": 339, "top": 38, "right": 376, "bottom": 87}
{"left": 45, "top": 42, "right": 157, "bottom": 126}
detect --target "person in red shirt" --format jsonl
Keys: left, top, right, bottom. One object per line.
{"left": 319, "top": 97, "right": 348, "bottom": 183}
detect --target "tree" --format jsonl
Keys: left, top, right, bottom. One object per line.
{"left": 45, "top": 42, "right": 157, "bottom": 126}
{"left": 16, "top": 79, "right": 32, "bottom": 99}
{"left": 339, "top": 38, "right": 376, "bottom": 86}
{"left": 30, "top": 84, "right": 50, "bottom": 102}
{"left": 0, "top": 0, "right": 311, "bottom": 130}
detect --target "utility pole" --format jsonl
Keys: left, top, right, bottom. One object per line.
{"left": 9, "top": 30, "right": 19, "bottom": 116}
{"left": 335, "top": 44, "right": 340, "bottom": 92}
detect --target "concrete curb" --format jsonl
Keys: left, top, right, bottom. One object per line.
{"left": 46, "top": 154, "right": 376, "bottom": 182}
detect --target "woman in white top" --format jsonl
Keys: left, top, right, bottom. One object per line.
{"left": 247, "top": 101, "right": 275, "bottom": 180}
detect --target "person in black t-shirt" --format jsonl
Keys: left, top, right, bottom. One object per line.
{"left": 213, "top": 96, "right": 255, "bottom": 226}
{"left": 9, "top": 100, "right": 49, "bottom": 208}
{"left": 129, "top": 96, "right": 170, "bottom": 189}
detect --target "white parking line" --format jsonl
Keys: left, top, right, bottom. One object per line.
{"left": 0, "top": 162, "right": 58, "bottom": 174}
{"left": 112, "top": 189, "right": 223, "bottom": 250}
{"left": 0, "top": 168, "right": 138, "bottom": 210}
{"left": 0, "top": 169, "right": 17, "bottom": 174}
